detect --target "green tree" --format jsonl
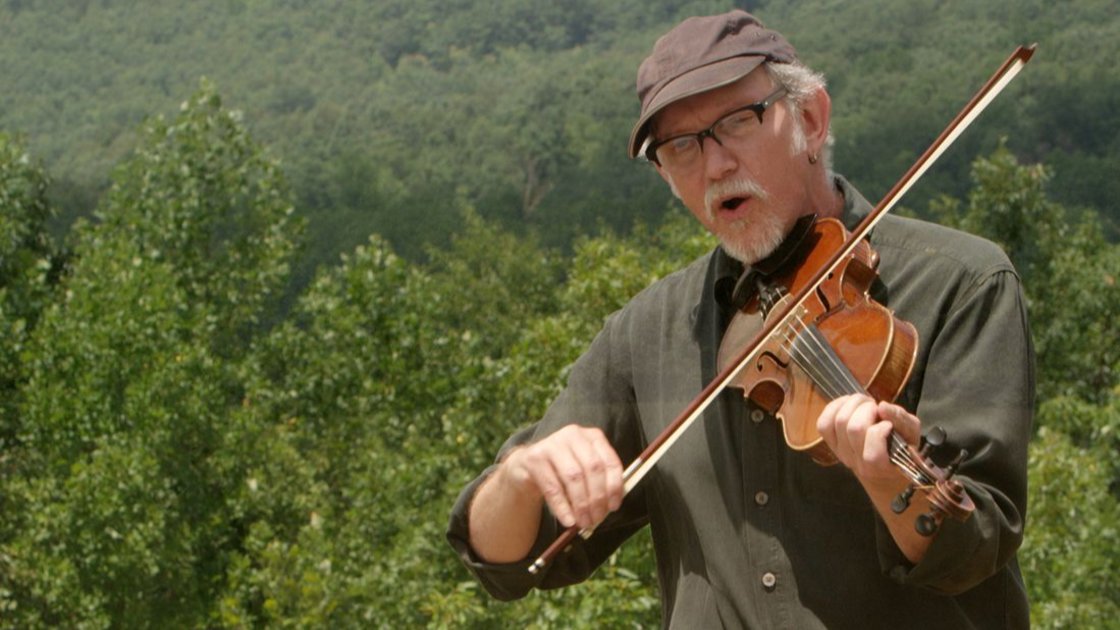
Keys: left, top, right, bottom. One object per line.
{"left": 0, "top": 133, "right": 57, "bottom": 443}
{"left": 5, "top": 0, "right": 1117, "bottom": 269}
{"left": 0, "top": 133, "right": 61, "bottom": 625}
{"left": 1023, "top": 419, "right": 1120, "bottom": 628}
{"left": 1, "top": 82, "right": 300, "bottom": 627}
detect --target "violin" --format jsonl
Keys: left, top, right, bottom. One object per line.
{"left": 718, "top": 214, "right": 973, "bottom": 535}
{"left": 528, "top": 44, "right": 1035, "bottom": 575}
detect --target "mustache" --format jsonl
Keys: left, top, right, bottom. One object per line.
{"left": 704, "top": 177, "right": 769, "bottom": 218}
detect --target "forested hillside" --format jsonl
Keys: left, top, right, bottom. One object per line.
{"left": 1, "top": 0, "right": 1117, "bottom": 273}
{"left": 1, "top": 1, "right": 1118, "bottom": 628}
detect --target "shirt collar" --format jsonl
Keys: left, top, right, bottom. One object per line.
{"left": 835, "top": 174, "right": 874, "bottom": 231}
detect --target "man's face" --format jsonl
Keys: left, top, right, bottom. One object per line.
{"left": 651, "top": 68, "right": 818, "bottom": 264}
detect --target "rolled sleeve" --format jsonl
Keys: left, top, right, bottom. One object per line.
{"left": 878, "top": 266, "right": 1034, "bottom": 593}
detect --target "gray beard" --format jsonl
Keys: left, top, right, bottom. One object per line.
{"left": 718, "top": 209, "right": 787, "bottom": 264}
{"left": 704, "top": 177, "right": 785, "bottom": 264}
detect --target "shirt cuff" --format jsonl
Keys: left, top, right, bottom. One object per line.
{"left": 446, "top": 464, "right": 550, "bottom": 600}
{"left": 874, "top": 479, "right": 990, "bottom": 594}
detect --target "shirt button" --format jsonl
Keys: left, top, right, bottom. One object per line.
{"left": 750, "top": 409, "right": 765, "bottom": 424}
{"left": 754, "top": 491, "right": 769, "bottom": 506}
{"left": 762, "top": 572, "right": 777, "bottom": 590}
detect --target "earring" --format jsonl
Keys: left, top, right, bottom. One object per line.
{"left": 808, "top": 153, "right": 819, "bottom": 165}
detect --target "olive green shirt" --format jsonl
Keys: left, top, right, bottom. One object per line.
{"left": 448, "top": 177, "right": 1033, "bottom": 629}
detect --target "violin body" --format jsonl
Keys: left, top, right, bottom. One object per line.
{"left": 719, "top": 217, "right": 918, "bottom": 465}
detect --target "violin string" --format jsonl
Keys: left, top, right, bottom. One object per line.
{"left": 773, "top": 310, "right": 838, "bottom": 396}
{"left": 891, "top": 449, "right": 927, "bottom": 484}
{"left": 799, "top": 324, "right": 864, "bottom": 396}
{"left": 778, "top": 333, "right": 843, "bottom": 399}
{"left": 777, "top": 311, "right": 931, "bottom": 485}
{"left": 793, "top": 310, "right": 868, "bottom": 400}
{"left": 780, "top": 308, "right": 861, "bottom": 399}
{"left": 889, "top": 433, "right": 927, "bottom": 483}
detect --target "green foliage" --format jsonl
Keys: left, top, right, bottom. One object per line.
{"left": 214, "top": 231, "right": 512, "bottom": 625}
{"left": 1022, "top": 423, "right": 1120, "bottom": 629}
{"left": 0, "top": 37, "right": 1117, "bottom": 626}
{"left": 216, "top": 207, "right": 710, "bottom": 626}
{"left": 1, "top": 82, "right": 301, "bottom": 627}
{"left": 1, "top": 0, "right": 1115, "bottom": 276}
{"left": 96, "top": 80, "right": 301, "bottom": 350}
{"left": 422, "top": 208, "right": 565, "bottom": 358}
{"left": 0, "top": 133, "right": 57, "bottom": 448}
{"left": 0, "top": 133, "right": 55, "bottom": 315}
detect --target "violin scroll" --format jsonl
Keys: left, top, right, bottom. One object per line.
{"left": 889, "top": 426, "right": 975, "bottom": 536}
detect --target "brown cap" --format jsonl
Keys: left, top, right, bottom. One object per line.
{"left": 628, "top": 10, "right": 798, "bottom": 159}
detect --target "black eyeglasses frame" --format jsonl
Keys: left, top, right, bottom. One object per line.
{"left": 644, "top": 86, "right": 789, "bottom": 166}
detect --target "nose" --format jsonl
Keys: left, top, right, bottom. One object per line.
{"left": 701, "top": 134, "right": 738, "bottom": 181}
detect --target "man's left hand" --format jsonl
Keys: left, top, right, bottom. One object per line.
{"left": 816, "top": 394, "right": 921, "bottom": 489}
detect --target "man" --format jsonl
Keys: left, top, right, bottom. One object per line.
{"left": 448, "top": 10, "right": 1033, "bottom": 628}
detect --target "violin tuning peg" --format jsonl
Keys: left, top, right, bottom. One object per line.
{"left": 920, "top": 426, "right": 947, "bottom": 455}
{"left": 927, "top": 426, "right": 947, "bottom": 445}
{"left": 915, "top": 513, "right": 939, "bottom": 537}
{"left": 891, "top": 485, "right": 915, "bottom": 514}
{"left": 945, "top": 450, "right": 968, "bottom": 479}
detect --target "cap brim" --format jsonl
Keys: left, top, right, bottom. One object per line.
{"left": 628, "top": 55, "right": 767, "bottom": 159}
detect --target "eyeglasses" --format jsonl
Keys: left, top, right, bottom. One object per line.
{"left": 645, "top": 87, "right": 788, "bottom": 170}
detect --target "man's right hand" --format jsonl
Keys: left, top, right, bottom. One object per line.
{"left": 468, "top": 425, "right": 624, "bottom": 563}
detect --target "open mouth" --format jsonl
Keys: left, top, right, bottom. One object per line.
{"left": 720, "top": 196, "right": 747, "bottom": 212}
{"left": 705, "top": 178, "right": 767, "bottom": 220}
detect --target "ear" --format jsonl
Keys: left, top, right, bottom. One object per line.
{"left": 797, "top": 86, "right": 832, "bottom": 157}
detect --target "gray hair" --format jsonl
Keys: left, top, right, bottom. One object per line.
{"left": 765, "top": 62, "right": 835, "bottom": 172}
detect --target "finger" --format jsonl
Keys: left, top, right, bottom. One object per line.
{"left": 837, "top": 393, "right": 873, "bottom": 422}
{"left": 521, "top": 443, "right": 579, "bottom": 529}
{"left": 831, "top": 396, "right": 871, "bottom": 468}
{"left": 832, "top": 394, "right": 874, "bottom": 459}
{"left": 842, "top": 397, "right": 879, "bottom": 446}
{"left": 877, "top": 401, "right": 922, "bottom": 445}
{"left": 817, "top": 395, "right": 861, "bottom": 457}
{"left": 862, "top": 417, "right": 895, "bottom": 469}
{"left": 554, "top": 425, "right": 621, "bottom": 529}
{"left": 588, "top": 431, "right": 625, "bottom": 514}
{"left": 818, "top": 394, "right": 866, "bottom": 444}
{"left": 571, "top": 431, "right": 613, "bottom": 526}
{"left": 817, "top": 397, "right": 844, "bottom": 447}
{"left": 554, "top": 439, "right": 596, "bottom": 529}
